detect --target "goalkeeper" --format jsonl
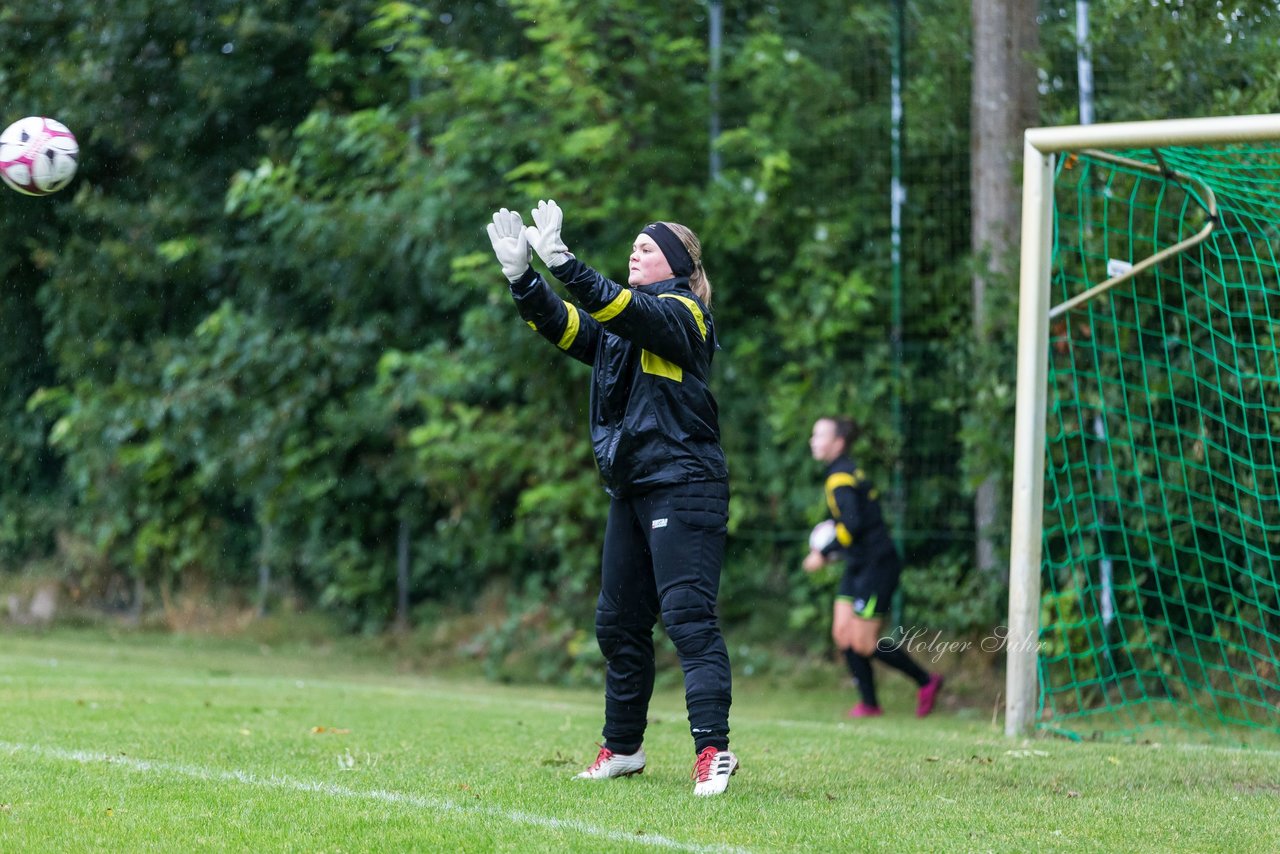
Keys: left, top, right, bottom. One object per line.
{"left": 804, "top": 416, "right": 944, "bottom": 718}
{"left": 487, "top": 200, "right": 738, "bottom": 796}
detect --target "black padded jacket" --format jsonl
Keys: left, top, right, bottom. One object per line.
{"left": 508, "top": 257, "right": 728, "bottom": 498}
{"left": 820, "top": 456, "right": 899, "bottom": 570}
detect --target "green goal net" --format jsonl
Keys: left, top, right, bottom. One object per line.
{"left": 1035, "top": 134, "right": 1280, "bottom": 741}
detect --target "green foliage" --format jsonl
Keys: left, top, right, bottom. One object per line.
{"left": 1, "top": 0, "right": 1276, "bottom": 671}
{"left": 1039, "top": 0, "right": 1280, "bottom": 125}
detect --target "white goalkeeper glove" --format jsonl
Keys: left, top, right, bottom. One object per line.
{"left": 527, "top": 199, "right": 573, "bottom": 269}
{"left": 486, "top": 208, "right": 531, "bottom": 282}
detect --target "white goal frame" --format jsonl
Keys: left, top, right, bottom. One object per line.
{"left": 1005, "top": 113, "right": 1280, "bottom": 737}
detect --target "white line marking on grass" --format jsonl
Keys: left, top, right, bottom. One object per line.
{"left": 10, "top": 649, "right": 1276, "bottom": 761}
{"left": 0, "top": 654, "right": 601, "bottom": 715}
{"left": 1174, "top": 741, "right": 1280, "bottom": 759}
{"left": 0, "top": 741, "right": 751, "bottom": 854}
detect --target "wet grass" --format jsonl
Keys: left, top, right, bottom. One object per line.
{"left": 1, "top": 628, "right": 1277, "bottom": 852}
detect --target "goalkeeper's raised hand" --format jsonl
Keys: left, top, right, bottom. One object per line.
{"left": 486, "top": 208, "right": 531, "bottom": 282}
{"left": 527, "top": 199, "right": 573, "bottom": 269}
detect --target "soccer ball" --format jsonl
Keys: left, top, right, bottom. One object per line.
{"left": 809, "top": 519, "right": 839, "bottom": 553}
{"left": 0, "top": 116, "right": 79, "bottom": 196}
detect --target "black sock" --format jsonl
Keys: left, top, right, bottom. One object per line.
{"left": 842, "top": 648, "right": 878, "bottom": 707}
{"left": 873, "top": 644, "right": 930, "bottom": 686}
{"left": 687, "top": 697, "right": 730, "bottom": 753}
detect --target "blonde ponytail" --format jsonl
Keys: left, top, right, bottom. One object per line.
{"left": 659, "top": 221, "right": 711, "bottom": 308}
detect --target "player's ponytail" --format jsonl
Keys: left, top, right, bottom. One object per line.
{"left": 828, "top": 417, "right": 858, "bottom": 449}
{"left": 659, "top": 221, "right": 712, "bottom": 308}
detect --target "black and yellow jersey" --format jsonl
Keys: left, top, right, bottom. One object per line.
{"left": 821, "top": 456, "right": 897, "bottom": 567}
{"left": 508, "top": 258, "right": 728, "bottom": 497}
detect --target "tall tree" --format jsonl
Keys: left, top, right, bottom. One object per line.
{"left": 969, "top": 0, "right": 1038, "bottom": 574}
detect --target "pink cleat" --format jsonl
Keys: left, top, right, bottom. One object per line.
{"left": 916, "top": 673, "right": 945, "bottom": 717}
{"left": 847, "top": 702, "right": 883, "bottom": 718}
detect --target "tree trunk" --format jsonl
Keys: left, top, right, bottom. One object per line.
{"left": 970, "top": 0, "right": 1039, "bottom": 574}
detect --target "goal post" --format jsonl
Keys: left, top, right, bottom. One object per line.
{"left": 1006, "top": 114, "right": 1280, "bottom": 738}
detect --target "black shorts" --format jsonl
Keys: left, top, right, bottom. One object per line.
{"left": 836, "top": 548, "right": 901, "bottom": 619}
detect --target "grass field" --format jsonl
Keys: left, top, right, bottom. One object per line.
{"left": 1, "top": 629, "right": 1277, "bottom": 852}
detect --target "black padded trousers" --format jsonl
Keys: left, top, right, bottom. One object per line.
{"left": 594, "top": 480, "right": 732, "bottom": 755}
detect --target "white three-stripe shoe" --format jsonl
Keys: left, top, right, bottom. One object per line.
{"left": 576, "top": 745, "right": 646, "bottom": 779}
{"left": 692, "top": 746, "right": 738, "bottom": 796}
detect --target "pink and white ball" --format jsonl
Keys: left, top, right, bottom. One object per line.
{"left": 0, "top": 116, "right": 79, "bottom": 196}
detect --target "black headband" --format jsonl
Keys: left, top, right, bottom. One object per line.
{"left": 643, "top": 222, "right": 694, "bottom": 279}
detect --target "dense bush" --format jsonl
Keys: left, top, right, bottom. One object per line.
{"left": 1, "top": 1, "right": 1276, "bottom": 673}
